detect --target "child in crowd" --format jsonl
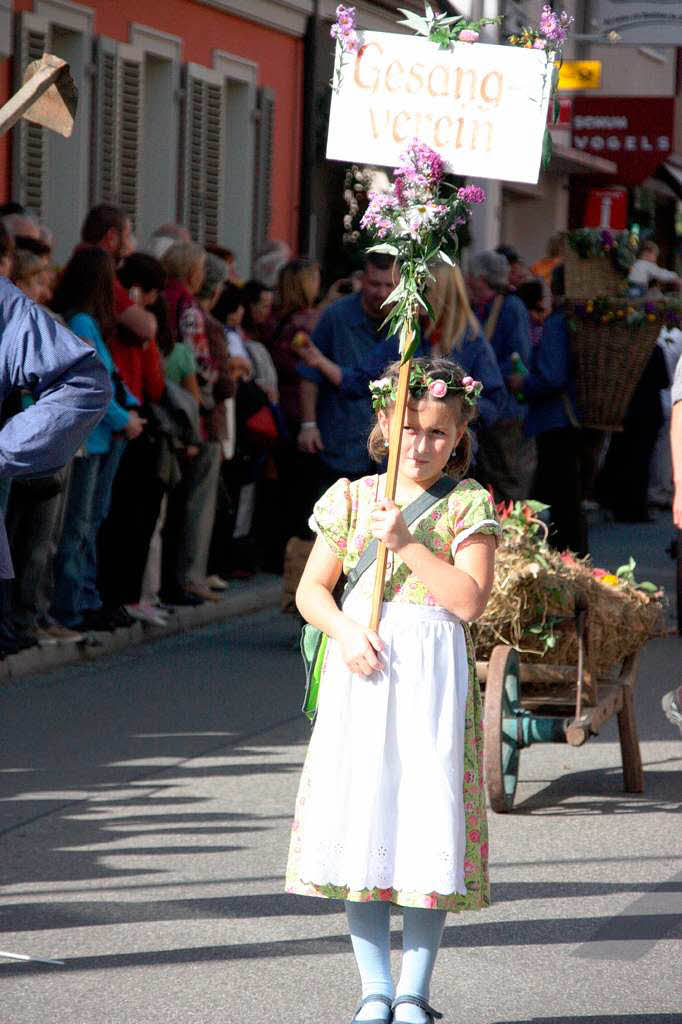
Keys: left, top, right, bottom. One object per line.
{"left": 288, "top": 357, "right": 499, "bottom": 1024}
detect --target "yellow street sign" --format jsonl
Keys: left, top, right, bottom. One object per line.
{"left": 558, "top": 61, "right": 602, "bottom": 91}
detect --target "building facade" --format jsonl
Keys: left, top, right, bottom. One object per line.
{"left": 0, "top": 0, "right": 308, "bottom": 273}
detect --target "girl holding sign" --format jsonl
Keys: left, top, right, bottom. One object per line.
{"left": 287, "top": 356, "right": 499, "bottom": 1024}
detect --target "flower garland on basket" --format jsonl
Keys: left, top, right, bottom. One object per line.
{"left": 566, "top": 228, "right": 638, "bottom": 277}
{"left": 567, "top": 297, "right": 682, "bottom": 331}
{"left": 360, "top": 138, "right": 486, "bottom": 358}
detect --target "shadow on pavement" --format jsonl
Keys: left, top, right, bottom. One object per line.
{"left": 491, "top": 1018, "right": 679, "bottom": 1024}
{"left": 492, "top": 878, "right": 682, "bottom": 903}
{"left": 512, "top": 766, "right": 681, "bottom": 816}
{"left": 491, "top": 1017, "right": 679, "bottom": 1024}
{"left": 1, "top": 910, "right": 680, "bottom": 975}
{"left": 0, "top": 611, "right": 307, "bottom": 890}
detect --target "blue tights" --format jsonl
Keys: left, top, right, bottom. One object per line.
{"left": 345, "top": 901, "right": 447, "bottom": 1023}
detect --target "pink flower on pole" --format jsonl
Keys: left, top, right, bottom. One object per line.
{"left": 457, "top": 185, "right": 487, "bottom": 205}
{"left": 331, "top": 4, "right": 359, "bottom": 53}
{"left": 459, "top": 29, "right": 480, "bottom": 43}
{"left": 429, "top": 379, "right": 448, "bottom": 398}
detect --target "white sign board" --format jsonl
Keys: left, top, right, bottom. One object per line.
{"left": 590, "top": 0, "right": 682, "bottom": 46}
{"left": 326, "top": 33, "right": 552, "bottom": 185}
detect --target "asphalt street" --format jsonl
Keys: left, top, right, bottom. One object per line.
{"left": 0, "top": 513, "right": 680, "bottom": 1024}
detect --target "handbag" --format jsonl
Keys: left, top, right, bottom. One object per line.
{"left": 301, "top": 475, "right": 456, "bottom": 721}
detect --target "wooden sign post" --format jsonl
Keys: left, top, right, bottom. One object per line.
{"left": 369, "top": 353, "right": 412, "bottom": 631}
{"left": 325, "top": 29, "right": 553, "bottom": 632}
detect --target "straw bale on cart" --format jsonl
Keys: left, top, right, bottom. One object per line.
{"left": 471, "top": 524, "right": 663, "bottom": 681}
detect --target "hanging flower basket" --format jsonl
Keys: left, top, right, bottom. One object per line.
{"left": 567, "top": 299, "right": 681, "bottom": 431}
{"left": 563, "top": 229, "right": 636, "bottom": 301}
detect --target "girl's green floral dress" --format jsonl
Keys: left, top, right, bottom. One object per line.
{"left": 286, "top": 474, "right": 500, "bottom": 911}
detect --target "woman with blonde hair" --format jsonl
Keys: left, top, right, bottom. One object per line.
{"left": 425, "top": 262, "right": 507, "bottom": 432}
{"left": 265, "top": 258, "right": 323, "bottom": 555}
{"left": 271, "top": 258, "right": 321, "bottom": 430}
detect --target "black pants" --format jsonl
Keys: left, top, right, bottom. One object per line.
{"left": 533, "top": 428, "right": 588, "bottom": 557}
{"left": 99, "top": 434, "right": 165, "bottom": 607}
{"left": 6, "top": 468, "right": 69, "bottom": 630}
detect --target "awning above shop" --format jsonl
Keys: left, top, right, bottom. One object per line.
{"left": 549, "top": 142, "right": 617, "bottom": 177}
{"left": 656, "top": 159, "right": 682, "bottom": 200}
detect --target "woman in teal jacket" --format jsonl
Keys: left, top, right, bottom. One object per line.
{"left": 52, "top": 248, "right": 144, "bottom": 628}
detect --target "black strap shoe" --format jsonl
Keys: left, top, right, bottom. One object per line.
{"left": 352, "top": 993, "right": 393, "bottom": 1023}
{"left": 392, "top": 994, "right": 443, "bottom": 1022}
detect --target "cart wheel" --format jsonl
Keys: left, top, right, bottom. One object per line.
{"left": 484, "top": 645, "right": 522, "bottom": 813}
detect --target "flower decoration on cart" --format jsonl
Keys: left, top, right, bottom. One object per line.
{"left": 369, "top": 366, "right": 482, "bottom": 411}
{"left": 360, "top": 138, "right": 486, "bottom": 358}
{"left": 471, "top": 496, "right": 664, "bottom": 666}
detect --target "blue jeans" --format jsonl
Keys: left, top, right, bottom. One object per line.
{"left": 81, "top": 438, "right": 126, "bottom": 613}
{"left": 53, "top": 454, "right": 102, "bottom": 627}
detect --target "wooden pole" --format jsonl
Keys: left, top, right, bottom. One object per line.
{"left": 369, "top": 349, "right": 413, "bottom": 632}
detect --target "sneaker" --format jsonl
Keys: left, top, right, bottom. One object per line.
{"left": 124, "top": 603, "right": 169, "bottom": 628}
{"left": 82, "top": 606, "right": 134, "bottom": 632}
{"left": 185, "top": 581, "right": 221, "bottom": 603}
{"left": 34, "top": 627, "right": 59, "bottom": 647}
{"left": 42, "top": 623, "right": 84, "bottom": 644}
{"left": 160, "top": 589, "right": 205, "bottom": 607}
{"left": 662, "top": 687, "right": 682, "bottom": 735}
{"left": 206, "top": 574, "right": 228, "bottom": 592}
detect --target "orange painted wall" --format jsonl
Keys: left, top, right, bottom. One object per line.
{"left": 4, "top": 0, "right": 303, "bottom": 246}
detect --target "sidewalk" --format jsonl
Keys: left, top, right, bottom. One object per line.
{"left": 1, "top": 508, "right": 676, "bottom": 687}
{"left": 0, "top": 574, "right": 283, "bottom": 685}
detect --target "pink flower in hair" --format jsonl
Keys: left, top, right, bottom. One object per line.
{"left": 429, "top": 379, "right": 448, "bottom": 398}
{"left": 461, "top": 376, "right": 481, "bottom": 396}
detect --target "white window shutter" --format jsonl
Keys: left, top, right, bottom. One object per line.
{"left": 117, "top": 44, "right": 144, "bottom": 234}
{"left": 252, "top": 87, "right": 275, "bottom": 261}
{"left": 179, "top": 64, "right": 225, "bottom": 245}
{"left": 90, "top": 36, "right": 120, "bottom": 207}
{"left": 12, "top": 12, "right": 51, "bottom": 220}
{"left": 90, "top": 39, "right": 144, "bottom": 232}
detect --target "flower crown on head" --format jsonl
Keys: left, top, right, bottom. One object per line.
{"left": 369, "top": 366, "right": 483, "bottom": 412}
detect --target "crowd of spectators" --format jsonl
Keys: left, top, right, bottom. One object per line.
{"left": 0, "top": 200, "right": 679, "bottom": 657}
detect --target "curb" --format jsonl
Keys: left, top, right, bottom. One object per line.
{"left": 0, "top": 576, "right": 283, "bottom": 684}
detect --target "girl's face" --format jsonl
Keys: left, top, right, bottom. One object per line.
{"left": 379, "top": 398, "right": 465, "bottom": 490}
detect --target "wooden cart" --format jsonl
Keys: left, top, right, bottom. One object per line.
{"left": 477, "top": 605, "right": 644, "bottom": 813}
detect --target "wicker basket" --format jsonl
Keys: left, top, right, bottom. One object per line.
{"left": 570, "top": 315, "right": 660, "bottom": 431}
{"left": 564, "top": 248, "right": 627, "bottom": 301}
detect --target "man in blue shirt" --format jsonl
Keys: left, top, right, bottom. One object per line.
{"left": 298, "top": 253, "right": 426, "bottom": 488}
{"left": 0, "top": 278, "right": 111, "bottom": 580}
